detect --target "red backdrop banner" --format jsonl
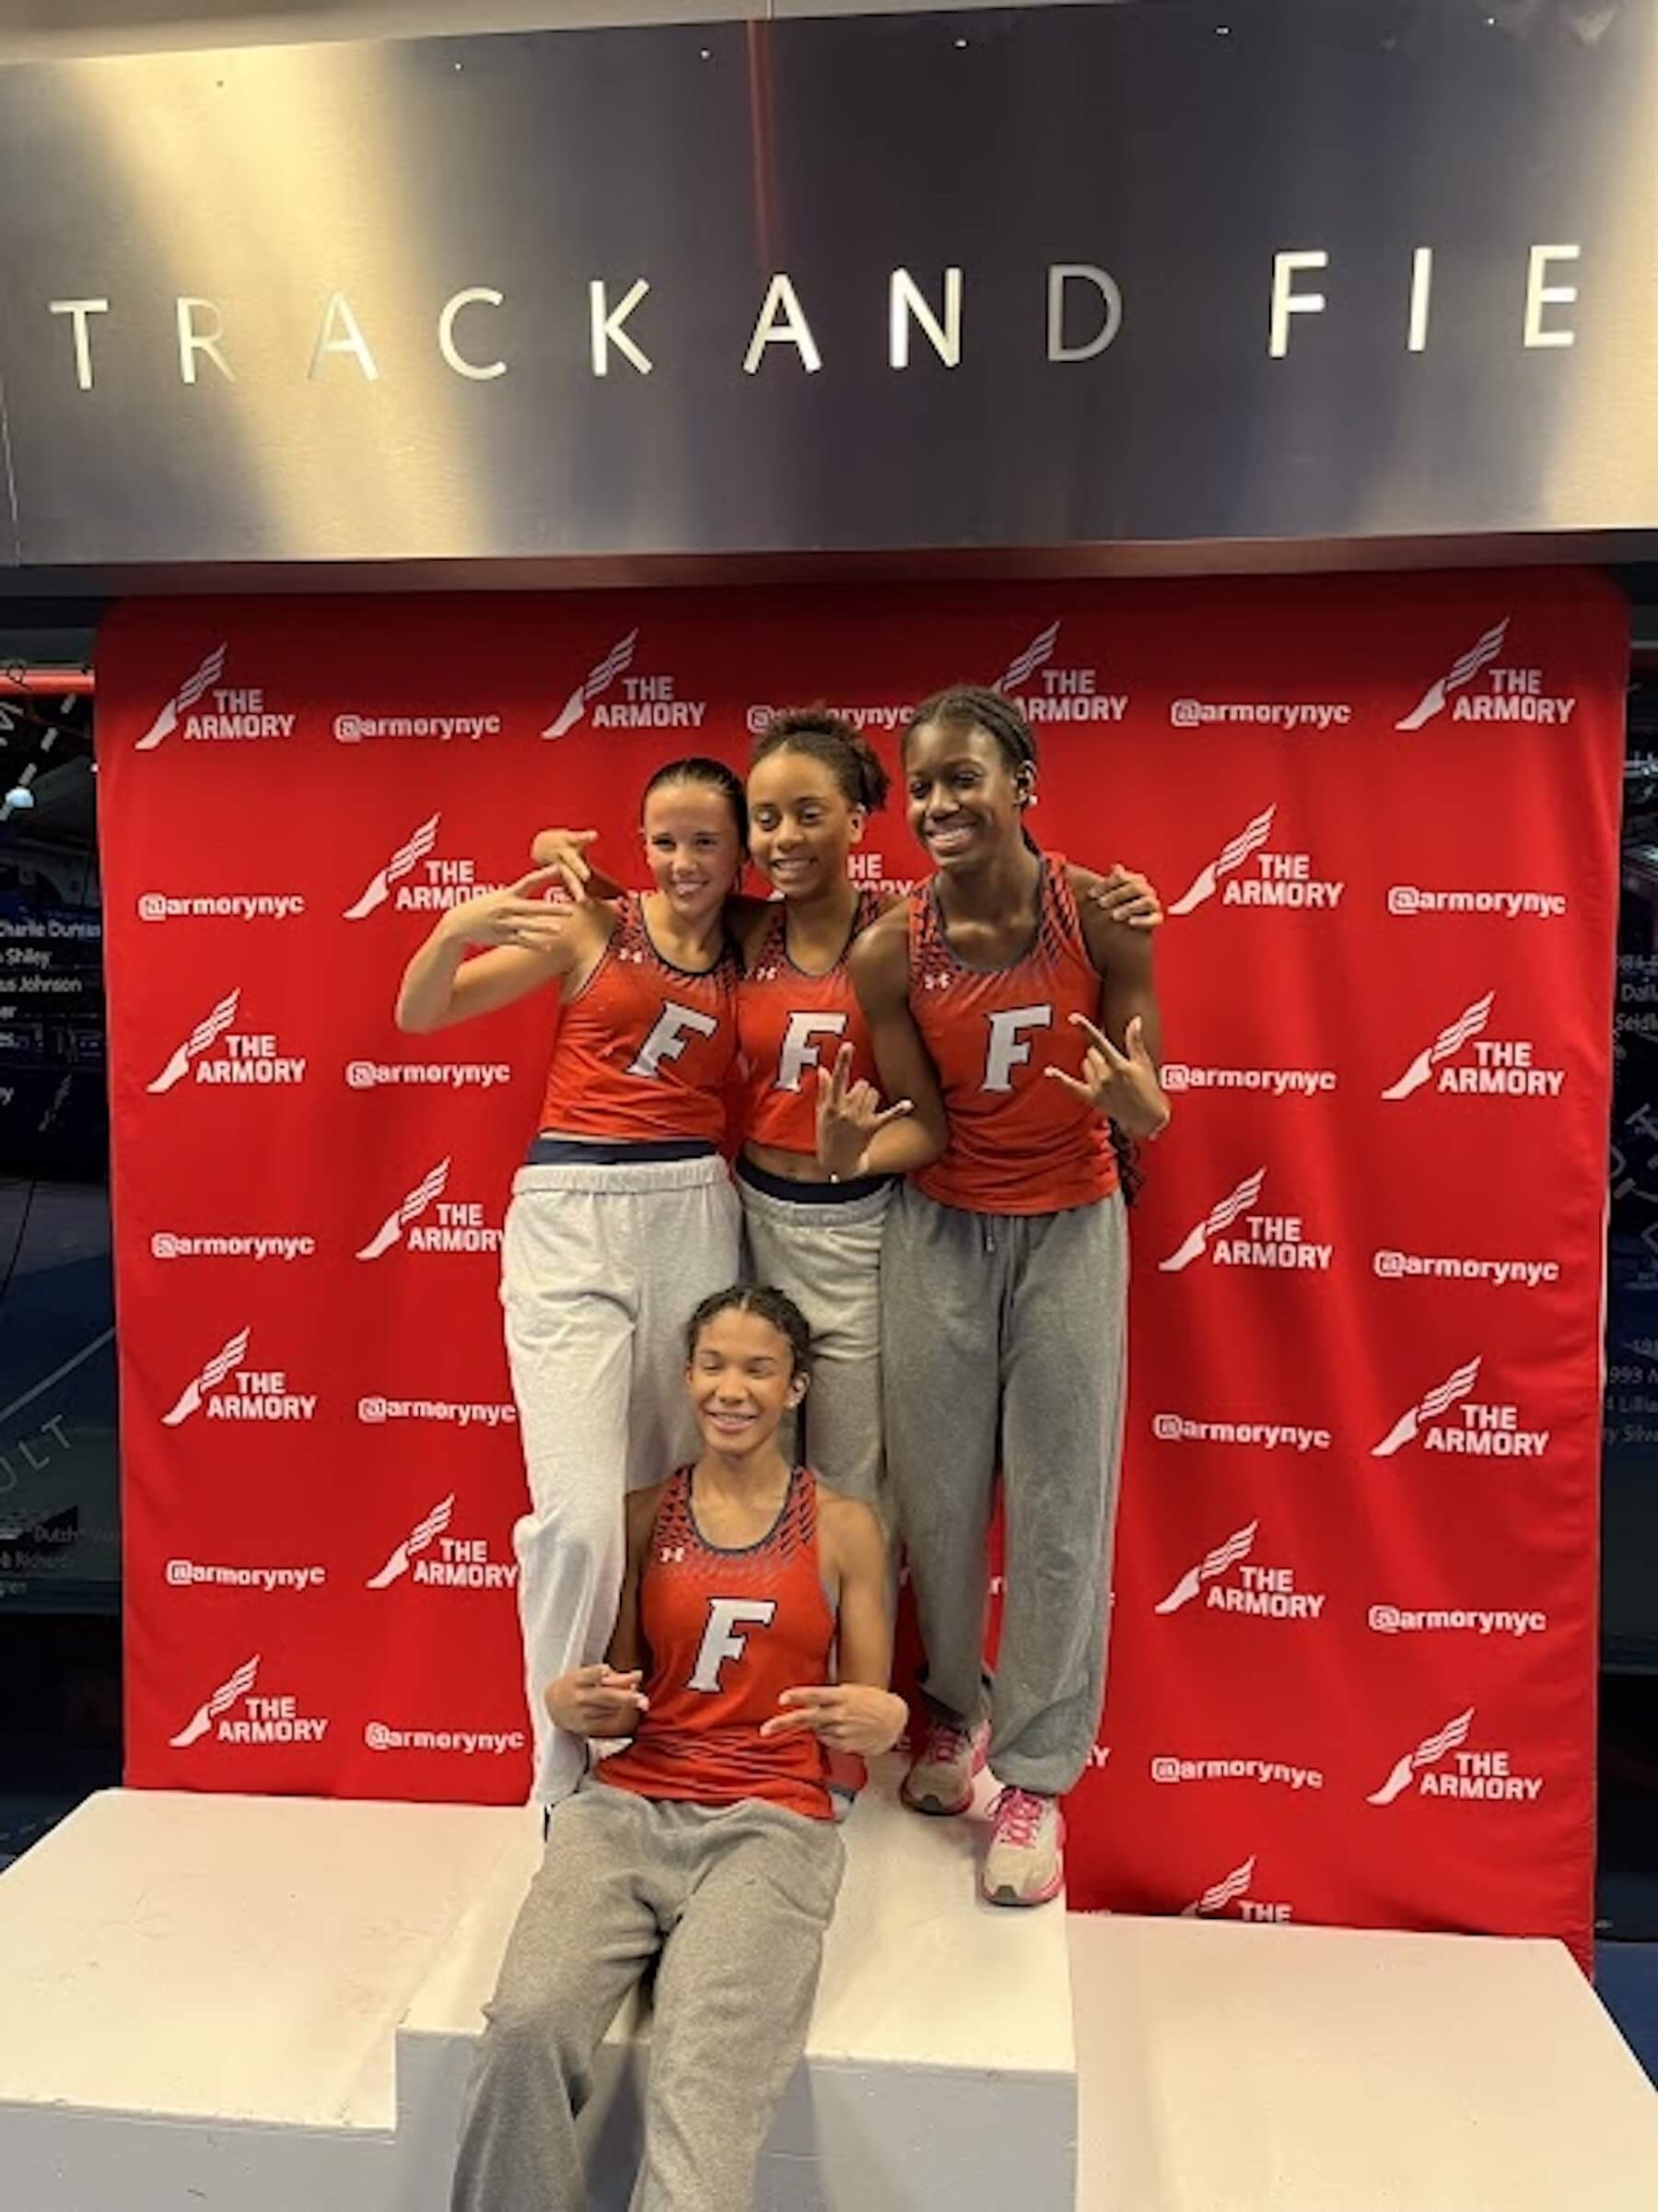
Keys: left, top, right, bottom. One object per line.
{"left": 98, "top": 571, "right": 1623, "bottom": 1958}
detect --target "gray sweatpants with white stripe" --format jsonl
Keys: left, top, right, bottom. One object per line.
{"left": 450, "top": 1783, "right": 843, "bottom": 2212}
{"left": 503, "top": 1156, "right": 741, "bottom": 1805}
{"left": 882, "top": 1182, "right": 1129, "bottom": 1797}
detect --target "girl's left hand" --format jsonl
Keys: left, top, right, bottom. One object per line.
{"left": 1090, "top": 866, "right": 1163, "bottom": 931}
{"left": 1045, "top": 1012, "right": 1171, "bottom": 1137}
{"left": 760, "top": 1683, "right": 908, "bottom": 1757}
{"left": 815, "top": 1043, "right": 912, "bottom": 1182}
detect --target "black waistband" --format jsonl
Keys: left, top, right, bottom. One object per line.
{"left": 529, "top": 1135, "right": 718, "bottom": 1166}
{"left": 736, "top": 1153, "right": 893, "bottom": 1205}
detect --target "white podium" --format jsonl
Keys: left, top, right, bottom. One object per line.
{"left": 1, "top": 1768, "right": 1653, "bottom": 2211}
{"left": 0, "top": 1762, "right": 1076, "bottom": 2211}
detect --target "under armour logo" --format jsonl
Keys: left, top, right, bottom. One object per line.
{"left": 659, "top": 1546, "right": 685, "bottom": 1564}
{"left": 620, "top": 947, "right": 647, "bottom": 965}
{"left": 923, "top": 971, "right": 951, "bottom": 989}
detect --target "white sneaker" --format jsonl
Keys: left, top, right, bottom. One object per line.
{"left": 981, "top": 1785, "right": 1064, "bottom": 1907}
{"left": 901, "top": 1715, "right": 989, "bottom": 1816}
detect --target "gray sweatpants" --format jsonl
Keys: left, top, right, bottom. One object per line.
{"left": 882, "top": 1182, "right": 1128, "bottom": 1797}
{"left": 502, "top": 1156, "right": 741, "bottom": 1804}
{"left": 737, "top": 1173, "right": 890, "bottom": 1520}
{"left": 450, "top": 1783, "right": 844, "bottom": 2212}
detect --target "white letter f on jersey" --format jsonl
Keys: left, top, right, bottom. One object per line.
{"left": 628, "top": 999, "right": 719, "bottom": 1079}
{"left": 777, "top": 1011, "right": 847, "bottom": 1093}
{"left": 983, "top": 1004, "right": 1052, "bottom": 1093}
{"left": 688, "top": 1598, "right": 777, "bottom": 1692}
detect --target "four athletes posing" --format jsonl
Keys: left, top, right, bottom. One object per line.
{"left": 396, "top": 686, "right": 1168, "bottom": 1905}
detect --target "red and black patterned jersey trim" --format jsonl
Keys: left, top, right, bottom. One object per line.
{"left": 603, "top": 892, "right": 742, "bottom": 986}
{"left": 748, "top": 888, "right": 882, "bottom": 980}
{"left": 650, "top": 1463, "right": 817, "bottom": 1593}
{"left": 909, "top": 856, "right": 1080, "bottom": 987}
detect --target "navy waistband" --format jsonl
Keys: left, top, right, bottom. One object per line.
{"left": 529, "top": 1135, "right": 718, "bottom": 1167}
{"left": 736, "top": 1154, "right": 893, "bottom": 1205}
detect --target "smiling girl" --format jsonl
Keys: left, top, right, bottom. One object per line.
{"left": 818, "top": 684, "right": 1170, "bottom": 1907}
{"left": 533, "top": 710, "right": 1160, "bottom": 1523}
{"left": 395, "top": 758, "right": 747, "bottom": 1809}
{"left": 450, "top": 1284, "right": 901, "bottom": 2212}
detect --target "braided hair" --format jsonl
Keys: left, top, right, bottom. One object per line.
{"left": 752, "top": 706, "right": 890, "bottom": 814}
{"left": 902, "top": 684, "right": 1038, "bottom": 790}
{"left": 903, "top": 685, "right": 1144, "bottom": 1204}
{"left": 684, "top": 1283, "right": 814, "bottom": 1377}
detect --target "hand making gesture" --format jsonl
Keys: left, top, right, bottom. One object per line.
{"left": 814, "top": 1042, "right": 913, "bottom": 1182}
{"left": 759, "top": 1682, "right": 907, "bottom": 1756}
{"left": 439, "top": 865, "right": 578, "bottom": 954}
{"left": 1045, "top": 1012, "right": 1170, "bottom": 1138}
{"left": 543, "top": 1663, "right": 649, "bottom": 1738}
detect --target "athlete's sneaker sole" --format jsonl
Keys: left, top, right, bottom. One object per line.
{"left": 980, "top": 1866, "right": 1065, "bottom": 1908}
{"left": 901, "top": 1779, "right": 976, "bottom": 1818}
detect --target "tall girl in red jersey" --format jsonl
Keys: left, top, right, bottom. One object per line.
{"left": 395, "top": 759, "right": 747, "bottom": 1809}
{"left": 450, "top": 1285, "right": 901, "bottom": 2212}
{"left": 820, "top": 685, "right": 1171, "bottom": 1909}
{"left": 534, "top": 710, "right": 1160, "bottom": 1523}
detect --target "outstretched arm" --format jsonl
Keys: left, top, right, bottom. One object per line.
{"left": 394, "top": 867, "right": 598, "bottom": 1035}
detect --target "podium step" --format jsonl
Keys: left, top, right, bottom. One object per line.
{"left": 0, "top": 1765, "right": 1077, "bottom": 2210}
{"left": 1072, "top": 1911, "right": 1658, "bottom": 2212}
{"left": 3, "top": 1779, "right": 1651, "bottom": 2211}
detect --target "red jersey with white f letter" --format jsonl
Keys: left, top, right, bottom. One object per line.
{"left": 737, "top": 891, "right": 882, "bottom": 1157}
{"left": 537, "top": 894, "right": 738, "bottom": 1144}
{"left": 910, "top": 853, "right": 1118, "bottom": 1215}
{"left": 596, "top": 1464, "right": 835, "bottom": 1821}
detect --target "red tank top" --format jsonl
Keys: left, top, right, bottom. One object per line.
{"left": 597, "top": 1465, "right": 835, "bottom": 1821}
{"left": 912, "top": 854, "right": 1118, "bottom": 1215}
{"left": 736, "top": 892, "right": 882, "bottom": 1157}
{"left": 538, "top": 894, "right": 738, "bottom": 1145}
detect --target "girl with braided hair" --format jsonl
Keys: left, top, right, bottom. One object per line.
{"left": 817, "top": 684, "right": 1169, "bottom": 1907}
{"left": 450, "top": 1283, "right": 903, "bottom": 2212}
{"left": 533, "top": 708, "right": 1166, "bottom": 1525}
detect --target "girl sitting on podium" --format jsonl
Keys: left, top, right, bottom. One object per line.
{"left": 450, "top": 1283, "right": 902, "bottom": 2212}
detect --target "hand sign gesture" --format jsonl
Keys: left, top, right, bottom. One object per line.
{"left": 440, "top": 865, "right": 577, "bottom": 954}
{"left": 543, "top": 1664, "right": 649, "bottom": 1738}
{"left": 528, "top": 827, "right": 600, "bottom": 904}
{"left": 759, "top": 1683, "right": 907, "bottom": 1756}
{"left": 814, "top": 1044, "right": 912, "bottom": 1181}
{"left": 1045, "top": 1012, "right": 1170, "bottom": 1137}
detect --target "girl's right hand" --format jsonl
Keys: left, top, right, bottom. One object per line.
{"left": 543, "top": 1664, "right": 648, "bottom": 1738}
{"left": 439, "top": 866, "right": 577, "bottom": 954}
{"left": 528, "top": 827, "right": 600, "bottom": 903}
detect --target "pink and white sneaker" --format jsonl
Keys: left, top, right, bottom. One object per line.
{"left": 900, "top": 1715, "right": 989, "bottom": 1817}
{"left": 981, "top": 1785, "right": 1065, "bottom": 1907}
